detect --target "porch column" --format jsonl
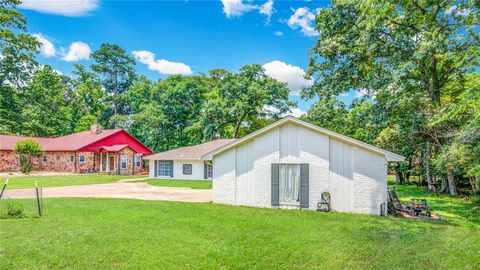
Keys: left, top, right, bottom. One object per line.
{"left": 106, "top": 153, "right": 109, "bottom": 173}
{"left": 100, "top": 152, "right": 103, "bottom": 172}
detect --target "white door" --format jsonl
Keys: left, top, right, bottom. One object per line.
{"left": 329, "top": 140, "right": 353, "bottom": 212}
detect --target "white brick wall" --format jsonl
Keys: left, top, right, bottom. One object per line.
{"left": 213, "top": 149, "right": 236, "bottom": 205}
{"left": 352, "top": 147, "right": 387, "bottom": 215}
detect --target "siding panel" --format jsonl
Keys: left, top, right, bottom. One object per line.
{"left": 329, "top": 139, "right": 353, "bottom": 212}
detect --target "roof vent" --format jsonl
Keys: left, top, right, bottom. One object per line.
{"left": 90, "top": 124, "right": 102, "bottom": 134}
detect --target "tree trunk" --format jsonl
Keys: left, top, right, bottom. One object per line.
{"left": 440, "top": 176, "right": 449, "bottom": 193}
{"left": 447, "top": 170, "right": 458, "bottom": 196}
{"left": 394, "top": 163, "right": 403, "bottom": 185}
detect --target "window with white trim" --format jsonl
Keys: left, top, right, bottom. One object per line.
{"left": 135, "top": 156, "right": 141, "bottom": 167}
{"left": 70, "top": 155, "right": 74, "bottom": 162}
{"left": 79, "top": 155, "right": 86, "bottom": 163}
{"left": 207, "top": 164, "right": 213, "bottom": 178}
{"left": 121, "top": 155, "right": 127, "bottom": 169}
{"left": 42, "top": 156, "right": 47, "bottom": 162}
{"left": 158, "top": 160, "right": 172, "bottom": 176}
{"left": 183, "top": 164, "right": 192, "bottom": 175}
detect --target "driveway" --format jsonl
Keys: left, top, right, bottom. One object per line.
{"left": 2, "top": 182, "right": 212, "bottom": 203}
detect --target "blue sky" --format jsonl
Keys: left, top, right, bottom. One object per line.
{"left": 20, "top": 0, "right": 356, "bottom": 114}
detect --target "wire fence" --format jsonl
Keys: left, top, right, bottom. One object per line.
{"left": 0, "top": 178, "right": 44, "bottom": 218}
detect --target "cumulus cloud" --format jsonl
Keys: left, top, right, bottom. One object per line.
{"left": 285, "top": 108, "right": 306, "bottom": 118}
{"left": 274, "top": 31, "right": 283, "bottom": 36}
{"left": 221, "top": 0, "right": 274, "bottom": 19}
{"left": 133, "top": 50, "right": 192, "bottom": 75}
{"left": 32, "top": 33, "right": 56, "bottom": 57}
{"left": 61, "top": 42, "right": 91, "bottom": 62}
{"left": 262, "top": 60, "right": 313, "bottom": 95}
{"left": 20, "top": 0, "right": 99, "bottom": 16}
{"left": 287, "top": 7, "right": 319, "bottom": 37}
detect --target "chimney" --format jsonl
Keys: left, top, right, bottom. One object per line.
{"left": 90, "top": 124, "right": 102, "bottom": 134}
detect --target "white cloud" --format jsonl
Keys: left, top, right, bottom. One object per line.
{"left": 259, "top": 0, "right": 274, "bottom": 20}
{"left": 61, "top": 42, "right": 91, "bottom": 62}
{"left": 221, "top": 0, "right": 256, "bottom": 18}
{"left": 262, "top": 60, "right": 313, "bottom": 95}
{"left": 355, "top": 89, "right": 369, "bottom": 98}
{"left": 287, "top": 7, "right": 319, "bottom": 37}
{"left": 32, "top": 33, "right": 56, "bottom": 57}
{"left": 285, "top": 108, "right": 306, "bottom": 118}
{"left": 274, "top": 31, "right": 283, "bottom": 36}
{"left": 20, "top": 0, "right": 99, "bottom": 16}
{"left": 133, "top": 50, "right": 192, "bottom": 75}
{"left": 264, "top": 105, "right": 306, "bottom": 118}
{"left": 220, "top": 0, "right": 274, "bottom": 19}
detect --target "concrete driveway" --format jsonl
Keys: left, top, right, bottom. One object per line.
{"left": 2, "top": 182, "right": 212, "bottom": 203}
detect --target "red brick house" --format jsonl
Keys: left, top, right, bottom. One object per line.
{"left": 0, "top": 125, "right": 153, "bottom": 174}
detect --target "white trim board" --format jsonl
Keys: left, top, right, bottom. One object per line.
{"left": 201, "top": 116, "right": 405, "bottom": 162}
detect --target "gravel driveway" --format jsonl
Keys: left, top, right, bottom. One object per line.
{"left": 2, "top": 182, "right": 212, "bottom": 202}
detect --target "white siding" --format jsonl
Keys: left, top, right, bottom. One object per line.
{"left": 149, "top": 161, "right": 155, "bottom": 178}
{"left": 352, "top": 147, "right": 388, "bottom": 215}
{"left": 329, "top": 139, "right": 353, "bottom": 212}
{"left": 213, "top": 150, "right": 236, "bottom": 205}
{"left": 148, "top": 159, "right": 207, "bottom": 180}
{"left": 235, "top": 140, "right": 255, "bottom": 206}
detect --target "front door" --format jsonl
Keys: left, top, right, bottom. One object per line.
{"left": 109, "top": 155, "right": 115, "bottom": 171}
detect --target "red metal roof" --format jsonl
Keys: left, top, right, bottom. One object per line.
{"left": 0, "top": 129, "right": 153, "bottom": 154}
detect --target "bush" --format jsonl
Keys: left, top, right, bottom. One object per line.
{"left": 14, "top": 139, "right": 44, "bottom": 174}
{"left": 5, "top": 201, "right": 25, "bottom": 219}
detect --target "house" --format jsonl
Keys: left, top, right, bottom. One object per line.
{"left": 0, "top": 124, "right": 153, "bottom": 174}
{"left": 145, "top": 139, "right": 235, "bottom": 180}
{"left": 201, "top": 116, "right": 405, "bottom": 215}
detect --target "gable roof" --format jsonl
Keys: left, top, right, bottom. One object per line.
{"left": 100, "top": 144, "right": 130, "bottom": 152}
{"left": 201, "top": 116, "right": 405, "bottom": 162}
{"left": 0, "top": 129, "right": 152, "bottom": 154}
{"left": 145, "top": 139, "right": 236, "bottom": 160}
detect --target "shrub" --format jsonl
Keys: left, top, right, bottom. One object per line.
{"left": 14, "top": 139, "right": 44, "bottom": 174}
{"left": 5, "top": 201, "right": 25, "bottom": 219}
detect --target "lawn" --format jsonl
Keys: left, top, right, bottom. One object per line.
{"left": 0, "top": 174, "right": 147, "bottom": 189}
{"left": 0, "top": 180, "right": 478, "bottom": 269}
{"left": 142, "top": 179, "right": 212, "bottom": 189}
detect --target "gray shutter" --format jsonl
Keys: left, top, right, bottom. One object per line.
{"left": 300, "top": 163, "right": 309, "bottom": 209}
{"left": 271, "top": 163, "right": 279, "bottom": 207}
{"left": 169, "top": 161, "right": 174, "bottom": 178}
{"left": 154, "top": 160, "right": 158, "bottom": 177}
{"left": 204, "top": 162, "right": 207, "bottom": 179}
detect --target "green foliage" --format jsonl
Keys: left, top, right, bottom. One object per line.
{"left": 13, "top": 139, "right": 43, "bottom": 174}
{"left": 3, "top": 201, "right": 25, "bottom": 219}
{"left": 74, "top": 115, "right": 98, "bottom": 132}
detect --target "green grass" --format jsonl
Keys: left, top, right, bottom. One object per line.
{"left": 0, "top": 177, "right": 478, "bottom": 269}
{"left": 0, "top": 174, "right": 147, "bottom": 189}
{"left": 142, "top": 179, "right": 212, "bottom": 189}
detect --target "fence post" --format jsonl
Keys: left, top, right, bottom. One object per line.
{"left": 35, "top": 181, "right": 42, "bottom": 217}
{"left": 0, "top": 178, "right": 9, "bottom": 199}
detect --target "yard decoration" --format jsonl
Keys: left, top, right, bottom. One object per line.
{"left": 317, "top": 191, "right": 331, "bottom": 212}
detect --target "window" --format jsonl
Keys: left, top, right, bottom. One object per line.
{"left": 79, "top": 155, "right": 86, "bottom": 163}
{"left": 183, "top": 164, "right": 192, "bottom": 175}
{"left": 42, "top": 156, "right": 47, "bottom": 162}
{"left": 207, "top": 164, "right": 213, "bottom": 178}
{"left": 158, "top": 161, "right": 172, "bottom": 177}
{"left": 279, "top": 164, "right": 301, "bottom": 204}
{"left": 121, "top": 155, "right": 127, "bottom": 169}
{"left": 70, "top": 155, "right": 74, "bottom": 162}
{"left": 135, "top": 156, "right": 141, "bottom": 167}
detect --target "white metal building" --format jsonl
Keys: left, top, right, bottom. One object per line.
{"left": 202, "top": 116, "right": 404, "bottom": 215}
{"left": 146, "top": 139, "right": 235, "bottom": 180}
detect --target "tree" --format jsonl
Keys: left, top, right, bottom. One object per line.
{"left": 306, "top": 0, "right": 479, "bottom": 194}
{"left": 0, "top": 0, "right": 39, "bottom": 134}
{"left": 204, "top": 64, "right": 292, "bottom": 138}
{"left": 91, "top": 43, "right": 136, "bottom": 127}
{"left": 14, "top": 139, "right": 44, "bottom": 174}
{"left": 21, "top": 65, "right": 72, "bottom": 137}
{"left": 74, "top": 115, "right": 98, "bottom": 132}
